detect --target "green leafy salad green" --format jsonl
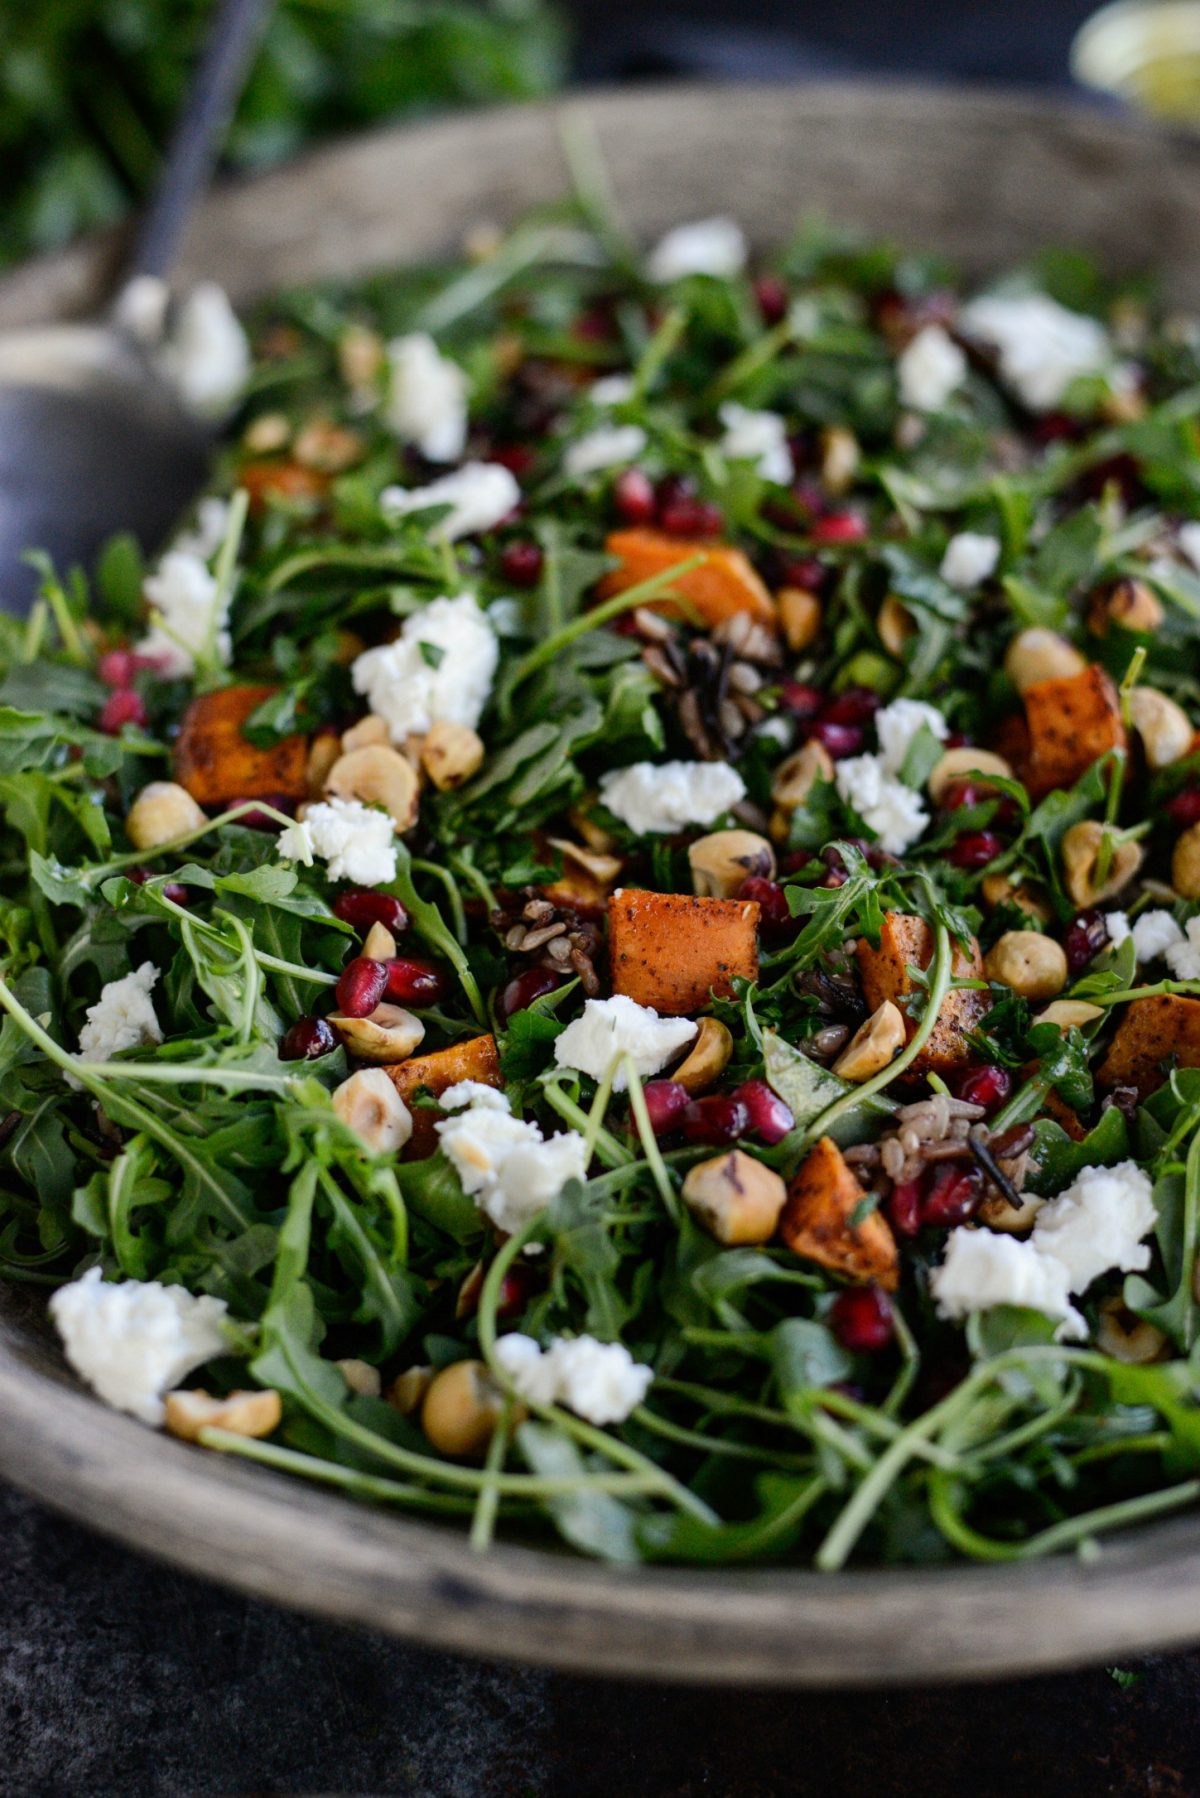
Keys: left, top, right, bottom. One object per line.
{"left": 7, "top": 187, "right": 1200, "bottom": 1569}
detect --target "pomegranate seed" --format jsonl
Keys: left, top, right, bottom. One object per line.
{"left": 948, "top": 830, "right": 1002, "bottom": 869}
{"left": 812, "top": 511, "right": 866, "bottom": 545}
{"left": 612, "top": 467, "right": 656, "bottom": 525}
{"left": 659, "top": 494, "right": 722, "bottom": 536}
{"left": 335, "top": 957, "right": 389, "bottom": 1018}
{"left": 98, "top": 689, "right": 146, "bottom": 734}
{"left": 779, "top": 680, "right": 825, "bottom": 720}
{"left": 821, "top": 686, "right": 881, "bottom": 727}
{"left": 1166, "top": 787, "right": 1200, "bottom": 827}
{"left": 237, "top": 795, "right": 296, "bottom": 831}
{"left": 161, "top": 882, "right": 190, "bottom": 907}
{"left": 888, "top": 1179, "right": 923, "bottom": 1238}
{"left": 740, "top": 876, "right": 792, "bottom": 935}
{"left": 678, "top": 1093, "right": 750, "bottom": 1146}
{"left": 691, "top": 500, "right": 724, "bottom": 536}
{"left": 497, "top": 1263, "right": 541, "bottom": 1320}
{"left": 384, "top": 958, "right": 445, "bottom": 1006}
{"left": 573, "top": 306, "right": 614, "bottom": 342}
{"left": 97, "top": 649, "right": 136, "bottom": 687}
{"left": 333, "top": 889, "right": 410, "bottom": 935}
{"left": 955, "top": 1064, "right": 1012, "bottom": 1113}
{"left": 753, "top": 275, "right": 789, "bottom": 325}
{"left": 499, "top": 540, "right": 543, "bottom": 588}
{"left": 489, "top": 442, "right": 537, "bottom": 480}
{"left": 642, "top": 1079, "right": 691, "bottom": 1136}
{"left": 777, "top": 555, "right": 828, "bottom": 593}
{"left": 498, "top": 966, "right": 564, "bottom": 1021}
{"left": 280, "top": 1016, "right": 337, "bottom": 1061}
{"left": 1033, "top": 412, "right": 1082, "bottom": 446}
{"left": 734, "top": 1079, "right": 794, "bottom": 1145}
{"left": 1064, "top": 908, "right": 1109, "bottom": 977}
{"left": 944, "top": 730, "right": 971, "bottom": 750}
{"left": 830, "top": 1285, "right": 894, "bottom": 1353}
{"left": 810, "top": 719, "right": 864, "bottom": 759}
{"left": 791, "top": 478, "right": 826, "bottom": 518}
{"left": 940, "top": 780, "right": 981, "bottom": 812}
{"left": 921, "top": 1166, "right": 982, "bottom": 1229}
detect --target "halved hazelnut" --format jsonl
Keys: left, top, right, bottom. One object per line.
{"left": 306, "top": 730, "right": 341, "bottom": 797}
{"left": 336, "top": 1358, "right": 382, "bottom": 1398}
{"left": 984, "top": 931, "right": 1068, "bottom": 1001}
{"left": 1174, "top": 822, "right": 1200, "bottom": 900}
{"left": 1036, "top": 999, "right": 1104, "bottom": 1031}
{"left": 688, "top": 829, "right": 775, "bottom": 898}
{"left": 981, "top": 873, "right": 1053, "bottom": 923}
{"left": 325, "top": 744, "right": 419, "bottom": 831}
{"left": 778, "top": 587, "right": 822, "bottom": 652}
{"left": 977, "top": 1192, "right": 1043, "bottom": 1236}
{"left": 362, "top": 921, "right": 397, "bottom": 961}
{"left": 331, "top": 1067, "right": 413, "bottom": 1150}
{"left": 330, "top": 1004, "right": 425, "bottom": 1065}
{"left": 126, "top": 781, "right": 207, "bottom": 851}
{"left": 338, "top": 324, "right": 385, "bottom": 390}
{"left": 340, "top": 714, "right": 391, "bottom": 754}
{"left": 681, "top": 1148, "right": 787, "bottom": 1245}
{"left": 388, "top": 1364, "right": 434, "bottom": 1415}
{"left": 1086, "top": 577, "right": 1164, "bottom": 638}
{"left": 771, "top": 740, "right": 835, "bottom": 813}
{"left": 164, "top": 1387, "right": 282, "bottom": 1443}
{"left": 928, "top": 746, "right": 1013, "bottom": 805}
{"left": 1128, "top": 687, "right": 1193, "bottom": 770}
{"left": 820, "top": 425, "right": 860, "bottom": 495}
{"left": 421, "top": 721, "right": 485, "bottom": 790}
{"left": 421, "top": 1359, "right": 511, "bottom": 1459}
{"left": 832, "top": 1000, "right": 906, "bottom": 1082}
{"left": 670, "top": 1017, "right": 734, "bottom": 1095}
{"left": 1004, "top": 628, "right": 1086, "bottom": 694}
{"left": 877, "top": 594, "right": 915, "bottom": 658}
{"left": 546, "top": 837, "right": 624, "bottom": 891}
{"left": 1096, "top": 1295, "right": 1168, "bottom": 1364}
{"left": 1062, "top": 821, "right": 1143, "bottom": 907}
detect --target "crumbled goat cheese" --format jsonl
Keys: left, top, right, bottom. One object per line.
{"left": 589, "top": 374, "right": 636, "bottom": 406}
{"left": 717, "top": 402, "right": 793, "bottom": 484}
{"left": 929, "top": 1230, "right": 1085, "bottom": 1339}
{"left": 1165, "top": 916, "right": 1200, "bottom": 982}
{"left": 49, "top": 1267, "right": 229, "bottom": 1425}
{"left": 435, "top": 1102, "right": 586, "bottom": 1234}
{"left": 564, "top": 424, "right": 648, "bottom": 479}
{"left": 1178, "top": 521, "right": 1200, "bottom": 572}
{"left": 598, "top": 759, "right": 746, "bottom": 836}
{"left": 940, "top": 531, "right": 1001, "bottom": 590}
{"left": 137, "top": 550, "right": 230, "bottom": 678}
{"left": 874, "top": 697, "right": 949, "bottom": 777}
{"left": 1105, "top": 911, "right": 1131, "bottom": 947}
{"left": 896, "top": 324, "right": 967, "bottom": 412}
{"left": 350, "top": 593, "right": 498, "bottom": 741}
{"left": 646, "top": 216, "right": 747, "bottom": 283}
{"left": 440, "top": 1081, "right": 511, "bottom": 1113}
{"left": 380, "top": 461, "right": 519, "bottom": 539}
{"left": 553, "top": 994, "right": 697, "bottom": 1093}
{"left": 834, "top": 756, "right": 929, "bottom": 856}
{"left": 384, "top": 332, "right": 468, "bottom": 462}
{"left": 173, "top": 496, "right": 231, "bottom": 562}
{"left": 277, "top": 798, "right": 397, "bottom": 886}
{"left": 69, "top": 964, "right": 163, "bottom": 1087}
{"left": 1030, "top": 1161, "right": 1156, "bottom": 1293}
{"left": 960, "top": 292, "right": 1112, "bottom": 411}
{"left": 494, "top": 1331, "right": 653, "bottom": 1424}
{"left": 160, "top": 282, "right": 250, "bottom": 417}
{"left": 1109, "top": 908, "right": 1184, "bottom": 963}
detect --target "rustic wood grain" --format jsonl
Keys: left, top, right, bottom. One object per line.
{"left": 3, "top": 81, "right": 1200, "bottom": 1684}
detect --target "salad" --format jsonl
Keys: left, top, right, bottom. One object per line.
{"left": 5, "top": 195, "right": 1200, "bottom": 1571}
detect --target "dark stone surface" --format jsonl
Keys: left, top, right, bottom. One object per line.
{"left": 4, "top": 1479, "right": 1200, "bottom": 1798}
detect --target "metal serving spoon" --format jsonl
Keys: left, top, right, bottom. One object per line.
{"left": 0, "top": 0, "right": 270, "bottom": 612}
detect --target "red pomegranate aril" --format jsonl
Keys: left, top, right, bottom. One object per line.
{"left": 642, "top": 1079, "right": 692, "bottom": 1136}
{"left": 279, "top": 1016, "right": 337, "bottom": 1061}
{"left": 940, "top": 779, "right": 980, "bottom": 813}
{"left": 753, "top": 274, "right": 789, "bottom": 325}
{"left": 821, "top": 686, "right": 881, "bottom": 727}
{"left": 956, "top": 1064, "right": 1012, "bottom": 1113}
{"left": 812, "top": 510, "right": 866, "bottom": 545}
{"left": 678, "top": 1093, "right": 750, "bottom": 1146}
{"left": 612, "top": 467, "right": 656, "bottom": 526}
{"left": 1166, "top": 787, "right": 1200, "bottom": 827}
{"left": 948, "top": 830, "right": 1002, "bottom": 869}
{"left": 99, "top": 689, "right": 146, "bottom": 734}
{"left": 497, "top": 1263, "right": 541, "bottom": 1320}
{"left": 830, "top": 1284, "right": 894, "bottom": 1353}
{"left": 921, "top": 1166, "right": 982, "bottom": 1229}
{"left": 810, "top": 719, "right": 864, "bottom": 759}
{"left": 384, "top": 958, "right": 445, "bottom": 1006}
{"left": 778, "top": 555, "right": 828, "bottom": 593}
{"left": 333, "top": 888, "right": 410, "bottom": 935}
{"left": 335, "top": 956, "right": 389, "bottom": 1018}
{"left": 888, "top": 1179, "right": 923, "bottom": 1238}
{"left": 779, "top": 680, "right": 825, "bottom": 720}
{"left": 499, "top": 539, "right": 544, "bottom": 588}
{"left": 658, "top": 494, "right": 723, "bottom": 537}
{"left": 740, "top": 875, "right": 791, "bottom": 933}
{"left": 1064, "top": 908, "right": 1109, "bottom": 977}
{"left": 498, "top": 966, "right": 564, "bottom": 1020}
{"left": 161, "top": 882, "right": 190, "bottom": 907}
{"left": 489, "top": 442, "right": 537, "bottom": 480}
{"left": 735, "top": 1079, "right": 794, "bottom": 1145}
{"left": 97, "top": 649, "right": 137, "bottom": 687}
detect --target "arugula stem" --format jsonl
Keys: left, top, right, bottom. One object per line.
{"left": 622, "top": 1055, "right": 678, "bottom": 1220}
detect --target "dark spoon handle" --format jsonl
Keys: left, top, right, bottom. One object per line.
{"left": 127, "top": 0, "right": 273, "bottom": 283}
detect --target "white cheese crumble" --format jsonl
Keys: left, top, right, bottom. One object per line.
{"left": 1108, "top": 908, "right": 1185, "bottom": 963}
{"left": 494, "top": 1331, "right": 653, "bottom": 1425}
{"left": 646, "top": 216, "right": 747, "bottom": 283}
{"left": 277, "top": 797, "right": 397, "bottom": 886}
{"left": 160, "top": 282, "right": 250, "bottom": 417}
{"left": 435, "top": 1101, "right": 587, "bottom": 1235}
{"left": 929, "top": 1229, "right": 1084, "bottom": 1338}
{"left": 1165, "top": 916, "right": 1200, "bottom": 982}
{"left": 563, "top": 424, "right": 648, "bottom": 480}
{"left": 553, "top": 994, "right": 697, "bottom": 1093}
{"left": 350, "top": 593, "right": 498, "bottom": 742}
{"left": 598, "top": 759, "right": 746, "bottom": 836}
{"left": 940, "top": 532, "right": 1001, "bottom": 590}
{"left": 874, "top": 697, "right": 949, "bottom": 777}
{"left": 380, "top": 461, "right": 519, "bottom": 540}
{"left": 834, "top": 756, "right": 929, "bottom": 856}
{"left": 49, "top": 1267, "right": 229, "bottom": 1425}
{"left": 439, "top": 1081, "right": 510, "bottom": 1113}
{"left": 717, "top": 402, "right": 793, "bottom": 484}
{"left": 1178, "top": 521, "right": 1200, "bottom": 572}
{"left": 70, "top": 964, "right": 163, "bottom": 1086}
{"left": 960, "top": 292, "right": 1112, "bottom": 412}
{"left": 384, "top": 332, "right": 468, "bottom": 462}
{"left": 589, "top": 374, "right": 636, "bottom": 406}
{"left": 137, "top": 550, "right": 230, "bottom": 678}
{"left": 173, "top": 496, "right": 231, "bottom": 562}
{"left": 896, "top": 324, "right": 967, "bottom": 412}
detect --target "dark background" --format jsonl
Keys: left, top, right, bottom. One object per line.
{"left": 4, "top": 4, "right": 1196, "bottom": 1795}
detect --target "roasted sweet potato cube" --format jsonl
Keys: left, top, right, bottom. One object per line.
{"left": 856, "top": 911, "right": 987, "bottom": 1077}
{"left": 1039, "top": 1081, "right": 1087, "bottom": 1143}
{"left": 779, "top": 1136, "right": 899, "bottom": 1290}
{"left": 596, "top": 529, "right": 776, "bottom": 628}
{"left": 386, "top": 1034, "right": 503, "bottom": 1159}
{"left": 608, "top": 888, "right": 759, "bottom": 1015}
{"left": 173, "top": 686, "right": 309, "bottom": 808}
{"left": 239, "top": 458, "right": 331, "bottom": 514}
{"left": 1096, "top": 995, "right": 1200, "bottom": 1098}
{"left": 1022, "top": 664, "right": 1125, "bottom": 799}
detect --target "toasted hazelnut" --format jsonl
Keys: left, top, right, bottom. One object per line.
{"left": 981, "top": 873, "right": 1053, "bottom": 923}
{"left": 688, "top": 829, "right": 775, "bottom": 899}
{"left": 1062, "top": 820, "right": 1144, "bottom": 907}
{"left": 421, "top": 1359, "right": 509, "bottom": 1458}
{"left": 338, "top": 323, "right": 385, "bottom": 390}
{"left": 306, "top": 730, "right": 341, "bottom": 797}
{"left": 670, "top": 1018, "right": 734, "bottom": 1095}
{"left": 877, "top": 594, "right": 915, "bottom": 658}
{"left": 832, "top": 1000, "right": 907, "bottom": 1082}
{"left": 164, "top": 1387, "right": 282, "bottom": 1444}
{"left": 388, "top": 1365, "right": 434, "bottom": 1415}
{"left": 331, "top": 1067, "right": 413, "bottom": 1151}
{"left": 681, "top": 1148, "right": 787, "bottom": 1246}
{"left": 1173, "top": 821, "right": 1200, "bottom": 899}
{"left": 362, "top": 921, "right": 397, "bottom": 961}
{"left": 984, "top": 931, "right": 1068, "bottom": 1000}
{"left": 1087, "top": 577, "right": 1164, "bottom": 638}
{"left": 126, "top": 781, "right": 208, "bottom": 851}
{"left": 455, "top": 1259, "right": 485, "bottom": 1320}
{"left": 340, "top": 713, "right": 391, "bottom": 753}
{"left": 293, "top": 418, "right": 363, "bottom": 473}
{"left": 927, "top": 746, "right": 1013, "bottom": 805}
{"left": 243, "top": 412, "right": 290, "bottom": 454}
{"left": 977, "top": 1192, "right": 1044, "bottom": 1236}
{"left": 1096, "top": 1296, "right": 1168, "bottom": 1364}
{"left": 330, "top": 1004, "right": 425, "bottom": 1066}
{"left": 778, "top": 587, "right": 822, "bottom": 652}
{"left": 771, "top": 740, "right": 835, "bottom": 814}
{"left": 569, "top": 804, "right": 618, "bottom": 854}
{"left": 324, "top": 744, "right": 419, "bottom": 832}
{"left": 821, "top": 425, "right": 860, "bottom": 495}
{"left": 1004, "top": 628, "right": 1087, "bottom": 694}
{"left": 421, "top": 721, "right": 485, "bottom": 791}
{"left": 1036, "top": 999, "right": 1104, "bottom": 1031}
{"left": 1128, "top": 687, "right": 1192, "bottom": 769}
{"left": 336, "top": 1358, "right": 382, "bottom": 1398}
{"left": 546, "top": 838, "right": 624, "bottom": 890}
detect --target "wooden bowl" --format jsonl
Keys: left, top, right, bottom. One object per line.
{"left": 4, "top": 82, "right": 1200, "bottom": 1685}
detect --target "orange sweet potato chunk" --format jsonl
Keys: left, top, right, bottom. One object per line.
{"left": 779, "top": 1136, "right": 899, "bottom": 1290}
{"left": 386, "top": 1034, "right": 503, "bottom": 1159}
{"left": 239, "top": 458, "right": 331, "bottom": 514}
{"left": 173, "top": 686, "right": 309, "bottom": 808}
{"left": 856, "top": 911, "right": 987, "bottom": 1077}
{"left": 1096, "top": 995, "right": 1200, "bottom": 1098}
{"left": 1022, "top": 664, "right": 1125, "bottom": 800}
{"left": 596, "top": 529, "right": 776, "bottom": 628}
{"left": 608, "top": 888, "right": 759, "bottom": 1015}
